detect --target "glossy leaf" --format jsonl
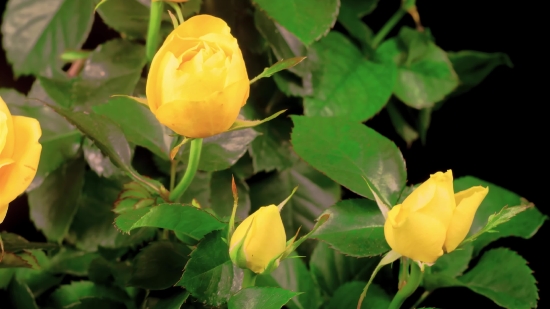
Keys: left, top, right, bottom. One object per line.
{"left": 12, "top": 250, "right": 62, "bottom": 297}
{"left": 341, "top": 0, "right": 379, "bottom": 17}
{"left": 386, "top": 99, "right": 419, "bottom": 147}
{"left": 459, "top": 249, "right": 538, "bottom": 309}
{"left": 291, "top": 116, "right": 407, "bottom": 205}
{"left": 376, "top": 27, "right": 458, "bottom": 109}
{"left": 49, "top": 281, "right": 129, "bottom": 308}
{"left": 68, "top": 172, "right": 155, "bottom": 251}
{"left": 250, "top": 160, "right": 341, "bottom": 236}
{"left": 177, "top": 230, "right": 243, "bottom": 306}
{"left": 448, "top": 51, "right": 513, "bottom": 97}
{"left": 93, "top": 96, "right": 171, "bottom": 159}
{"left": 337, "top": 3, "right": 374, "bottom": 53}
{"left": 257, "top": 253, "right": 321, "bottom": 309}
{"left": 8, "top": 279, "right": 39, "bottom": 309}
{"left": 253, "top": 0, "right": 339, "bottom": 45}
{"left": 27, "top": 158, "right": 86, "bottom": 242}
{"left": 115, "top": 204, "right": 225, "bottom": 241}
{"left": 48, "top": 248, "right": 100, "bottom": 276}
{"left": 304, "top": 32, "right": 396, "bottom": 121}
{"left": 312, "top": 199, "right": 389, "bottom": 257}
{"left": 326, "top": 281, "right": 390, "bottom": 309}
{"left": 177, "top": 129, "right": 258, "bottom": 172}
{"left": 97, "top": 0, "right": 149, "bottom": 39}
{"left": 454, "top": 176, "right": 547, "bottom": 255}
{"left": 248, "top": 116, "right": 296, "bottom": 173}
{"left": 40, "top": 39, "right": 146, "bottom": 109}
{"left": 228, "top": 286, "right": 300, "bottom": 309}
{"left": 128, "top": 241, "right": 191, "bottom": 290}
{"left": 0, "top": 232, "right": 58, "bottom": 253}
{"left": 250, "top": 57, "right": 307, "bottom": 84}
{"left": 310, "top": 241, "right": 379, "bottom": 296}
{"left": 1, "top": 0, "right": 95, "bottom": 77}
{"left": 82, "top": 138, "right": 121, "bottom": 178}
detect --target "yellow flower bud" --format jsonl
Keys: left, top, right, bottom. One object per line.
{"left": 146, "top": 14, "right": 250, "bottom": 138}
{"left": 384, "top": 170, "right": 488, "bottom": 263}
{"left": 0, "top": 96, "right": 42, "bottom": 223}
{"left": 229, "top": 205, "right": 287, "bottom": 274}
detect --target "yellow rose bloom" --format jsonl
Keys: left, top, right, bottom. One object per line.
{"left": 384, "top": 170, "right": 488, "bottom": 263}
{"left": 146, "top": 14, "right": 249, "bottom": 138}
{"left": 0, "top": 96, "right": 42, "bottom": 223}
{"left": 229, "top": 205, "right": 287, "bottom": 274}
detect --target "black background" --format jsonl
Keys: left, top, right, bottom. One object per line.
{"left": 0, "top": 1, "right": 546, "bottom": 308}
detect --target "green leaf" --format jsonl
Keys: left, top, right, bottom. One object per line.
{"left": 0, "top": 233, "right": 58, "bottom": 252}
{"left": 40, "top": 39, "right": 146, "bottom": 109}
{"left": 0, "top": 269, "right": 15, "bottom": 289}
{"left": 49, "top": 281, "right": 129, "bottom": 308}
{"left": 27, "top": 158, "right": 86, "bottom": 242}
{"left": 87, "top": 257, "right": 132, "bottom": 288}
{"left": 62, "top": 298, "right": 127, "bottom": 309}
{"left": 304, "top": 32, "right": 396, "bottom": 121}
{"left": 458, "top": 248, "right": 538, "bottom": 309}
{"left": 177, "top": 129, "right": 258, "bottom": 172}
{"left": 97, "top": 0, "right": 149, "bottom": 39}
{"left": 386, "top": 99, "right": 419, "bottom": 147}
{"left": 257, "top": 253, "right": 321, "bottom": 309}
{"left": 448, "top": 51, "right": 513, "bottom": 97}
{"left": 248, "top": 115, "right": 296, "bottom": 173}
{"left": 2, "top": 86, "right": 82, "bottom": 187}
{"left": 8, "top": 279, "right": 39, "bottom": 309}
{"left": 454, "top": 176, "right": 547, "bottom": 255}
{"left": 48, "top": 248, "right": 100, "bottom": 276}
{"left": 93, "top": 96, "right": 171, "bottom": 159}
{"left": 128, "top": 241, "right": 191, "bottom": 290}
{"left": 13, "top": 250, "right": 62, "bottom": 297}
{"left": 250, "top": 57, "right": 307, "bottom": 84}
{"left": 68, "top": 172, "right": 155, "bottom": 251}
{"left": 326, "top": 281, "right": 390, "bottom": 309}
{"left": 340, "top": 0, "right": 379, "bottom": 17}
{"left": 312, "top": 199, "right": 389, "bottom": 257}
{"left": 310, "top": 241, "right": 379, "bottom": 296}
{"left": 250, "top": 160, "right": 341, "bottom": 236}
{"left": 252, "top": 0, "right": 339, "bottom": 46}
{"left": 1, "top": 0, "right": 95, "bottom": 77}
{"left": 82, "top": 138, "right": 121, "bottom": 178}
{"left": 291, "top": 116, "right": 406, "bottom": 206}
{"left": 0, "top": 251, "right": 41, "bottom": 269}
{"left": 115, "top": 204, "right": 225, "bottom": 241}
{"left": 423, "top": 244, "right": 474, "bottom": 291}
{"left": 228, "top": 286, "right": 300, "bottom": 309}
{"left": 376, "top": 27, "right": 459, "bottom": 109}
{"left": 149, "top": 291, "right": 190, "bottom": 309}
{"left": 177, "top": 230, "right": 242, "bottom": 306}
{"left": 45, "top": 104, "right": 157, "bottom": 191}
{"left": 337, "top": 1, "right": 374, "bottom": 52}
{"left": 181, "top": 0, "right": 202, "bottom": 18}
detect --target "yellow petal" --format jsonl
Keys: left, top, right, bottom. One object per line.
{"left": 0, "top": 110, "right": 7, "bottom": 154}
{"left": 242, "top": 205, "right": 287, "bottom": 273}
{"left": 0, "top": 116, "right": 42, "bottom": 206}
{"left": 155, "top": 78, "right": 249, "bottom": 138}
{"left": 0, "top": 96, "right": 14, "bottom": 160}
{"left": 417, "top": 170, "right": 456, "bottom": 228}
{"left": 229, "top": 210, "right": 256, "bottom": 252}
{"left": 444, "top": 186, "right": 489, "bottom": 252}
{"left": 384, "top": 210, "right": 446, "bottom": 263}
{"left": 0, "top": 203, "right": 7, "bottom": 223}
{"left": 172, "top": 15, "right": 231, "bottom": 39}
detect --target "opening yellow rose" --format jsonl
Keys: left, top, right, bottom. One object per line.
{"left": 146, "top": 14, "right": 250, "bottom": 138}
{"left": 0, "top": 96, "right": 42, "bottom": 223}
{"left": 229, "top": 205, "right": 287, "bottom": 274}
{"left": 384, "top": 170, "right": 489, "bottom": 263}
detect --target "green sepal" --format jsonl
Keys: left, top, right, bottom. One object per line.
{"left": 280, "top": 213, "right": 330, "bottom": 260}
{"left": 229, "top": 217, "right": 256, "bottom": 271}
{"left": 227, "top": 110, "right": 287, "bottom": 133}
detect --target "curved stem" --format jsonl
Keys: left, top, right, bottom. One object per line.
{"left": 146, "top": 1, "right": 164, "bottom": 63}
{"left": 371, "top": 8, "right": 406, "bottom": 48}
{"left": 241, "top": 269, "right": 257, "bottom": 289}
{"left": 388, "top": 262, "right": 422, "bottom": 309}
{"left": 169, "top": 138, "right": 203, "bottom": 202}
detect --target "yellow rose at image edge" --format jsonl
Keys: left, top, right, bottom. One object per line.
{"left": 383, "top": 170, "right": 488, "bottom": 263}
{"left": 146, "top": 14, "right": 249, "bottom": 139}
{"left": 229, "top": 205, "right": 287, "bottom": 274}
{"left": 0, "top": 96, "right": 42, "bottom": 223}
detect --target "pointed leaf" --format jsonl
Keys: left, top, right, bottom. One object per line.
{"left": 227, "top": 110, "right": 287, "bottom": 132}
{"left": 228, "top": 286, "right": 300, "bottom": 309}
{"left": 97, "top": 0, "right": 149, "bottom": 39}
{"left": 250, "top": 57, "right": 307, "bottom": 84}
